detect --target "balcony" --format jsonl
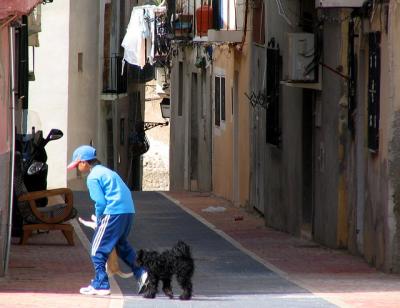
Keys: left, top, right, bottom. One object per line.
{"left": 101, "top": 55, "right": 127, "bottom": 100}
{"left": 155, "top": 0, "right": 245, "bottom": 44}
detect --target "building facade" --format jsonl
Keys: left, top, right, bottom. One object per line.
{"left": 254, "top": 0, "right": 400, "bottom": 273}
{"left": 169, "top": 0, "right": 251, "bottom": 209}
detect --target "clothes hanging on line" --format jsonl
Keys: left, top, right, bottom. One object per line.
{"left": 121, "top": 5, "right": 166, "bottom": 69}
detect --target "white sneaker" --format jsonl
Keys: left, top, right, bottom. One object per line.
{"left": 80, "top": 285, "right": 111, "bottom": 296}
{"left": 137, "top": 271, "right": 149, "bottom": 294}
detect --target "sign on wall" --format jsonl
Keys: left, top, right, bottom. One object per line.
{"left": 315, "top": 0, "right": 365, "bottom": 7}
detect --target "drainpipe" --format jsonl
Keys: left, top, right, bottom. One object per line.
{"left": 238, "top": 0, "right": 249, "bottom": 52}
{"left": 5, "top": 26, "right": 16, "bottom": 276}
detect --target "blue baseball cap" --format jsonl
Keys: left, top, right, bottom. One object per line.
{"left": 67, "top": 145, "right": 97, "bottom": 170}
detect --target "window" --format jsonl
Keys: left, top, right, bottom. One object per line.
{"left": 212, "top": 0, "right": 223, "bottom": 30}
{"left": 266, "top": 43, "right": 281, "bottom": 146}
{"left": 78, "top": 52, "right": 83, "bottom": 72}
{"left": 252, "top": 0, "right": 265, "bottom": 45}
{"left": 212, "top": 0, "right": 237, "bottom": 30}
{"left": 214, "top": 75, "right": 226, "bottom": 126}
{"left": 348, "top": 17, "right": 357, "bottom": 135}
{"left": 120, "top": 118, "right": 125, "bottom": 146}
{"left": 178, "top": 62, "right": 183, "bottom": 116}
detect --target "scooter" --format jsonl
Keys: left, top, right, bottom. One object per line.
{"left": 12, "top": 128, "right": 63, "bottom": 236}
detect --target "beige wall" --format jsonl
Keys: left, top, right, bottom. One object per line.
{"left": 236, "top": 44, "right": 251, "bottom": 208}
{"left": 67, "top": 0, "right": 100, "bottom": 183}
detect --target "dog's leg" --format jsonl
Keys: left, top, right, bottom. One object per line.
{"left": 176, "top": 275, "right": 192, "bottom": 300}
{"left": 161, "top": 278, "right": 173, "bottom": 299}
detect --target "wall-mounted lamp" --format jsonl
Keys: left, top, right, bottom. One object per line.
{"left": 160, "top": 97, "right": 170, "bottom": 119}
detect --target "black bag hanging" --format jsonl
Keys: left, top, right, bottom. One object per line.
{"left": 130, "top": 121, "right": 150, "bottom": 157}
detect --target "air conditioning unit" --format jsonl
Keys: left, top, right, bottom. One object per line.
{"left": 315, "top": 0, "right": 365, "bottom": 7}
{"left": 286, "top": 33, "right": 315, "bottom": 82}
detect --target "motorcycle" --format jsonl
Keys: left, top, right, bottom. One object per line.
{"left": 12, "top": 128, "right": 63, "bottom": 236}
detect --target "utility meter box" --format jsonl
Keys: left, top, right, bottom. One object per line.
{"left": 315, "top": 0, "right": 365, "bottom": 7}
{"left": 286, "top": 32, "right": 315, "bottom": 82}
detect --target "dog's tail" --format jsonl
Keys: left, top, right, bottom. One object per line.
{"left": 115, "top": 271, "right": 134, "bottom": 279}
{"left": 172, "top": 240, "right": 192, "bottom": 259}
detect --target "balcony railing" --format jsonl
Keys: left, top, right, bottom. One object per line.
{"left": 102, "top": 55, "right": 127, "bottom": 94}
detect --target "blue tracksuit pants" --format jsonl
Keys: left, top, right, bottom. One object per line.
{"left": 90, "top": 213, "right": 144, "bottom": 290}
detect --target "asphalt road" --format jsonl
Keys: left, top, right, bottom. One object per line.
{"left": 74, "top": 191, "right": 335, "bottom": 308}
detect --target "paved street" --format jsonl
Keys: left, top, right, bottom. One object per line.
{"left": 75, "top": 191, "right": 335, "bottom": 307}
{"left": 2, "top": 190, "right": 400, "bottom": 307}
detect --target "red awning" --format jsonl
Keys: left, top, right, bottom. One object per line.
{"left": 0, "top": 0, "right": 42, "bottom": 21}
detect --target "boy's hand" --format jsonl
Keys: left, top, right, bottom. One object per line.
{"left": 78, "top": 217, "right": 97, "bottom": 229}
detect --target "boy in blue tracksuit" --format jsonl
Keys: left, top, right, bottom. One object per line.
{"left": 67, "top": 145, "right": 148, "bottom": 296}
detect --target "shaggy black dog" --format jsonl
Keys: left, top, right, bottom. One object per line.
{"left": 136, "top": 241, "right": 194, "bottom": 300}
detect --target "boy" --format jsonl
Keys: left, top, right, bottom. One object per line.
{"left": 67, "top": 145, "right": 148, "bottom": 296}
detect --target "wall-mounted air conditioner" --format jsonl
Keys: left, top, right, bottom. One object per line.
{"left": 286, "top": 33, "right": 315, "bottom": 82}
{"left": 315, "top": 0, "right": 365, "bottom": 8}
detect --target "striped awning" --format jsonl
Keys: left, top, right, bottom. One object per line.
{"left": 0, "top": 0, "right": 42, "bottom": 21}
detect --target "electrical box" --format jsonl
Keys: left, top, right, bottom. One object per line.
{"left": 286, "top": 33, "right": 315, "bottom": 82}
{"left": 315, "top": 0, "right": 365, "bottom": 8}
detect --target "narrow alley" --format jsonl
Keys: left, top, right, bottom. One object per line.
{"left": 3, "top": 1, "right": 400, "bottom": 307}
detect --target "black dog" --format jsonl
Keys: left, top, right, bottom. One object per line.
{"left": 136, "top": 241, "right": 194, "bottom": 300}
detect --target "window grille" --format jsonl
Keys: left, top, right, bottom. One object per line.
{"left": 367, "top": 31, "right": 381, "bottom": 152}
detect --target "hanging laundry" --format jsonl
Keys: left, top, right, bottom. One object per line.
{"left": 122, "top": 5, "right": 166, "bottom": 69}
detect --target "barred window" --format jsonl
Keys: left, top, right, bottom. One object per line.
{"left": 214, "top": 76, "right": 225, "bottom": 126}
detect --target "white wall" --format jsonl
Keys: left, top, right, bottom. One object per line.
{"left": 28, "top": 0, "right": 70, "bottom": 188}
{"left": 29, "top": 0, "right": 100, "bottom": 187}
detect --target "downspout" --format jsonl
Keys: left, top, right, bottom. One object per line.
{"left": 238, "top": 0, "right": 249, "bottom": 52}
{"left": 0, "top": 15, "right": 18, "bottom": 31}
{"left": 5, "top": 26, "right": 16, "bottom": 275}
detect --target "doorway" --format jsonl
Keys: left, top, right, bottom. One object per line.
{"left": 190, "top": 72, "right": 199, "bottom": 190}
{"left": 302, "top": 89, "right": 315, "bottom": 238}
{"left": 232, "top": 71, "right": 239, "bottom": 206}
{"left": 106, "top": 118, "right": 114, "bottom": 169}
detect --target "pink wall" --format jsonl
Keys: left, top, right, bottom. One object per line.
{"left": 0, "top": 27, "right": 11, "bottom": 155}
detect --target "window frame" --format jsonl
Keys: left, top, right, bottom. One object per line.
{"left": 252, "top": 0, "right": 265, "bottom": 46}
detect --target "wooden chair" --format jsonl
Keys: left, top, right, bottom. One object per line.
{"left": 17, "top": 188, "right": 77, "bottom": 245}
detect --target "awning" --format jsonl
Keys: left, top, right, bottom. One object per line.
{"left": 0, "top": 0, "right": 42, "bottom": 20}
